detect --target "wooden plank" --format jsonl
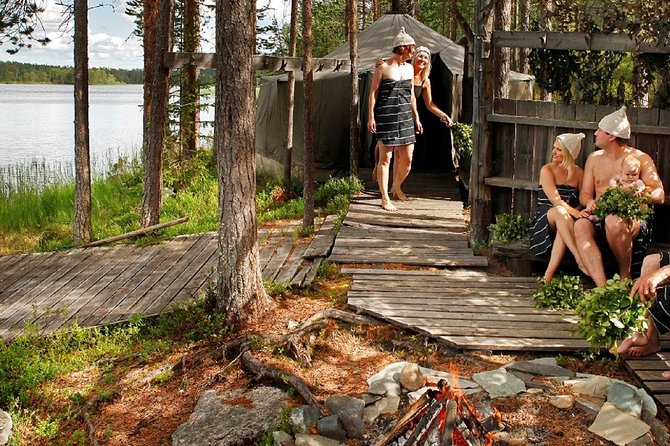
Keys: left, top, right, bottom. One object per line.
{"left": 103, "top": 234, "right": 210, "bottom": 324}
{"left": 37, "top": 245, "right": 139, "bottom": 336}
{"left": 484, "top": 177, "right": 540, "bottom": 191}
{"left": 262, "top": 231, "right": 295, "bottom": 281}
{"left": 133, "top": 234, "right": 218, "bottom": 318}
{"left": 438, "top": 335, "right": 590, "bottom": 351}
{"left": 274, "top": 239, "right": 309, "bottom": 284}
{"left": 491, "top": 31, "right": 670, "bottom": 54}
{"left": 329, "top": 254, "right": 488, "bottom": 267}
{"left": 290, "top": 260, "right": 311, "bottom": 287}
{"left": 302, "top": 257, "right": 323, "bottom": 287}
{"left": 334, "top": 238, "right": 470, "bottom": 248}
{"left": 349, "top": 307, "right": 578, "bottom": 323}
{"left": 304, "top": 215, "right": 338, "bottom": 258}
{"left": 348, "top": 300, "right": 559, "bottom": 316}
{"left": 143, "top": 236, "right": 219, "bottom": 316}
{"left": 625, "top": 360, "right": 670, "bottom": 371}
{"left": 412, "top": 323, "right": 577, "bottom": 340}
{"left": 78, "top": 242, "right": 171, "bottom": 327}
{"left": 0, "top": 252, "right": 58, "bottom": 295}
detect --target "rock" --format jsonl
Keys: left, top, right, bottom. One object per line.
{"left": 366, "top": 362, "right": 407, "bottom": 385}
{"left": 548, "top": 394, "right": 575, "bottom": 409}
{"left": 625, "top": 433, "right": 654, "bottom": 446}
{"left": 472, "top": 368, "right": 526, "bottom": 398}
{"left": 289, "top": 405, "right": 322, "bottom": 434}
{"left": 506, "top": 360, "right": 575, "bottom": 378}
{"left": 575, "top": 396, "right": 606, "bottom": 415}
{"left": 407, "top": 387, "right": 431, "bottom": 403}
{"left": 294, "top": 433, "right": 341, "bottom": 446}
{"left": 362, "top": 393, "right": 382, "bottom": 405}
{"left": 171, "top": 386, "right": 288, "bottom": 446}
{"left": 508, "top": 370, "right": 554, "bottom": 390}
{"left": 588, "top": 402, "right": 650, "bottom": 446}
{"left": 374, "top": 395, "right": 400, "bottom": 414}
{"left": 362, "top": 405, "right": 381, "bottom": 424}
{"left": 566, "top": 376, "right": 612, "bottom": 398}
{"left": 525, "top": 388, "right": 544, "bottom": 395}
{"left": 641, "top": 410, "right": 670, "bottom": 445}
{"left": 273, "top": 431, "right": 295, "bottom": 446}
{"left": 0, "top": 410, "right": 12, "bottom": 446}
{"left": 607, "top": 382, "right": 643, "bottom": 418}
{"left": 325, "top": 396, "right": 364, "bottom": 439}
{"left": 399, "top": 363, "right": 426, "bottom": 391}
{"left": 316, "top": 415, "right": 346, "bottom": 441}
{"left": 367, "top": 378, "right": 401, "bottom": 397}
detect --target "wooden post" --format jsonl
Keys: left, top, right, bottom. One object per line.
{"left": 470, "top": 0, "right": 495, "bottom": 245}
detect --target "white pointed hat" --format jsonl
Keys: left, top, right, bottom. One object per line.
{"left": 598, "top": 106, "right": 631, "bottom": 139}
{"left": 392, "top": 27, "right": 415, "bottom": 48}
{"left": 557, "top": 132, "right": 585, "bottom": 159}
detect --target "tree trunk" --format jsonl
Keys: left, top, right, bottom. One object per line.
{"left": 631, "top": 56, "right": 649, "bottom": 107}
{"left": 361, "top": 0, "right": 366, "bottom": 29}
{"left": 518, "top": 0, "right": 529, "bottom": 73}
{"left": 140, "top": 0, "right": 173, "bottom": 228}
{"left": 302, "top": 0, "right": 315, "bottom": 231}
{"left": 284, "top": 0, "right": 299, "bottom": 183}
{"left": 73, "top": 0, "right": 92, "bottom": 246}
{"left": 215, "top": 0, "right": 271, "bottom": 321}
{"left": 347, "top": 0, "right": 360, "bottom": 178}
{"left": 179, "top": 0, "right": 200, "bottom": 162}
{"left": 493, "top": 0, "right": 511, "bottom": 99}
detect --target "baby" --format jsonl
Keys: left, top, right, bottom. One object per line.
{"left": 609, "top": 155, "right": 645, "bottom": 194}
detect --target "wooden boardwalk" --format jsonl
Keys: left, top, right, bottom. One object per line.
{"left": 336, "top": 170, "right": 670, "bottom": 415}
{"left": 0, "top": 218, "right": 336, "bottom": 341}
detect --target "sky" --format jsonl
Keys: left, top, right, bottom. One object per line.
{"left": 0, "top": 0, "right": 287, "bottom": 70}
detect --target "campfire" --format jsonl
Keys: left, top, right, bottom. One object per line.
{"left": 375, "top": 379, "right": 503, "bottom": 446}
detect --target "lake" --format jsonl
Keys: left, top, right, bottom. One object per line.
{"left": 0, "top": 84, "right": 213, "bottom": 171}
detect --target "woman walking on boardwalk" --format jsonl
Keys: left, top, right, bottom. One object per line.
{"left": 367, "top": 27, "right": 422, "bottom": 211}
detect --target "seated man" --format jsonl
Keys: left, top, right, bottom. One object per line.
{"left": 575, "top": 106, "right": 665, "bottom": 287}
{"left": 618, "top": 252, "right": 670, "bottom": 356}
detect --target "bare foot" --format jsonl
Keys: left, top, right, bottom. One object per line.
{"left": 391, "top": 189, "right": 409, "bottom": 201}
{"left": 615, "top": 332, "right": 647, "bottom": 355}
{"left": 381, "top": 199, "right": 397, "bottom": 211}
{"left": 627, "top": 342, "right": 661, "bottom": 357}
{"left": 662, "top": 371, "right": 670, "bottom": 379}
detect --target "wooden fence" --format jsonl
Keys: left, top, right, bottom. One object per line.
{"left": 483, "top": 99, "right": 670, "bottom": 242}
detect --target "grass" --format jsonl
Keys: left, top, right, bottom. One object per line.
{"left": 0, "top": 150, "right": 363, "bottom": 254}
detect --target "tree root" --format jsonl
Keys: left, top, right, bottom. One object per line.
{"left": 240, "top": 350, "right": 323, "bottom": 413}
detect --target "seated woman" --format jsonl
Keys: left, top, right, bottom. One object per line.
{"left": 529, "top": 133, "right": 589, "bottom": 280}
{"left": 617, "top": 252, "right": 670, "bottom": 357}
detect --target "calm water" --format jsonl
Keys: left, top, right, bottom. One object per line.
{"left": 0, "top": 84, "right": 213, "bottom": 171}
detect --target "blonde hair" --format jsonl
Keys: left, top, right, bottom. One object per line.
{"left": 621, "top": 155, "right": 641, "bottom": 174}
{"left": 412, "top": 51, "right": 431, "bottom": 83}
{"left": 556, "top": 138, "right": 577, "bottom": 180}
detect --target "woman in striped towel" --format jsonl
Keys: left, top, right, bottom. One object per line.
{"left": 529, "top": 133, "right": 589, "bottom": 280}
{"left": 368, "top": 27, "right": 423, "bottom": 211}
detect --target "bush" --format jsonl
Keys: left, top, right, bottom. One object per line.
{"left": 575, "top": 275, "right": 650, "bottom": 351}
{"left": 451, "top": 122, "right": 473, "bottom": 161}
{"left": 488, "top": 213, "right": 531, "bottom": 243}
{"left": 532, "top": 275, "right": 584, "bottom": 310}
{"left": 314, "top": 176, "right": 363, "bottom": 208}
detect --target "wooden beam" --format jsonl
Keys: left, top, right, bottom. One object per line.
{"left": 484, "top": 176, "right": 539, "bottom": 191}
{"left": 492, "top": 31, "right": 670, "bottom": 54}
{"left": 164, "top": 52, "right": 351, "bottom": 72}
{"left": 486, "top": 113, "right": 670, "bottom": 136}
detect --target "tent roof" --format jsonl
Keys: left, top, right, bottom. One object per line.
{"left": 324, "top": 14, "right": 464, "bottom": 75}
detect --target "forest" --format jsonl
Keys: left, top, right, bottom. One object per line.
{"left": 0, "top": 61, "right": 143, "bottom": 84}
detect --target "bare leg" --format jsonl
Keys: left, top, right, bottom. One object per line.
{"left": 544, "top": 233, "right": 566, "bottom": 281}
{"left": 372, "top": 142, "right": 380, "bottom": 182}
{"left": 546, "top": 207, "right": 588, "bottom": 275}
{"left": 574, "top": 218, "right": 607, "bottom": 287}
{"left": 617, "top": 254, "right": 662, "bottom": 356}
{"left": 377, "top": 144, "right": 396, "bottom": 211}
{"left": 391, "top": 144, "right": 414, "bottom": 200}
{"left": 605, "top": 215, "right": 639, "bottom": 280}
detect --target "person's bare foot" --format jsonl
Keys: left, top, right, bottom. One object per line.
{"left": 391, "top": 189, "right": 409, "bottom": 201}
{"left": 662, "top": 371, "right": 670, "bottom": 379}
{"left": 615, "top": 332, "right": 646, "bottom": 355}
{"left": 627, "top": 342, "right": 661, "bottom": 357}
{"left": 381, "top": 199, "right": 397, "bottom": 211}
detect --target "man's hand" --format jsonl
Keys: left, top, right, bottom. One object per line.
{"left": 631, "top": 272, "right": 661, "bottom": 303}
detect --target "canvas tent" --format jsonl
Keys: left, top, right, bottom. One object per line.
{"left": 255, "top": 14, "right": 533, "bottom": 179}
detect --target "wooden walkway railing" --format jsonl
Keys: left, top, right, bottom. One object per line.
{"left": 0, "top": 218, "right": 336, "bottom": 341}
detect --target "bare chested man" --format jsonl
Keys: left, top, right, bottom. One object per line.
{"left": 575, "top": 106, "right": 665, "bottom": 287}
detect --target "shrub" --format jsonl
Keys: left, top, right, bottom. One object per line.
{"left": 532, "top": 275, "right": 584, "bottom": 310}
{"left": 451, "top": 122, "right": 473, "bottom": 161}
{"left": 488, "top": 213, "right": 531, "bottom": 243}
{"left": 575, "top": 275, "right": 650, "bottom": 351}
{"left": 314, "top": 176, "right": 363, "bottom": 208}
{"left": 594, "top": 186, "right": 652, "bottom": 222}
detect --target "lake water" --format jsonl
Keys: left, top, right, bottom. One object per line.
{"left": 0, "top": 84, "right": 213, "bottom": 172}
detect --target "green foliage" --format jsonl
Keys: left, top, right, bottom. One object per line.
{"left": 594, "top": 186, "right": 653, "bottom": 222}
{"left": 314, "top": 176, "right": 363, "bottom": 208}
{"left": 575, "top": 276, "right": 650, "bottom": 351}
{"left": 0, "top": 61, "right": 143, "bottom": 84}
{"left": 532, "top": 275, "right": 584, "bottom": 310}
{"left": 451, "top": 123, "right": 473, "bottom": 160}
{"left": 488, "top": 213, "right": 531, "bottom": 244}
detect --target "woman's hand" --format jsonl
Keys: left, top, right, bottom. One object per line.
{"left": 415, "top": 120, "right": 423, "bottom": 134}
{"left": 441, "top": 115, "right": 453, "bottom": 127}
{"left": 584, "top": 199, "right": 597, "bottom": 214}
{"left": 368, "top": 118, "right": 376, "bottom": 133}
